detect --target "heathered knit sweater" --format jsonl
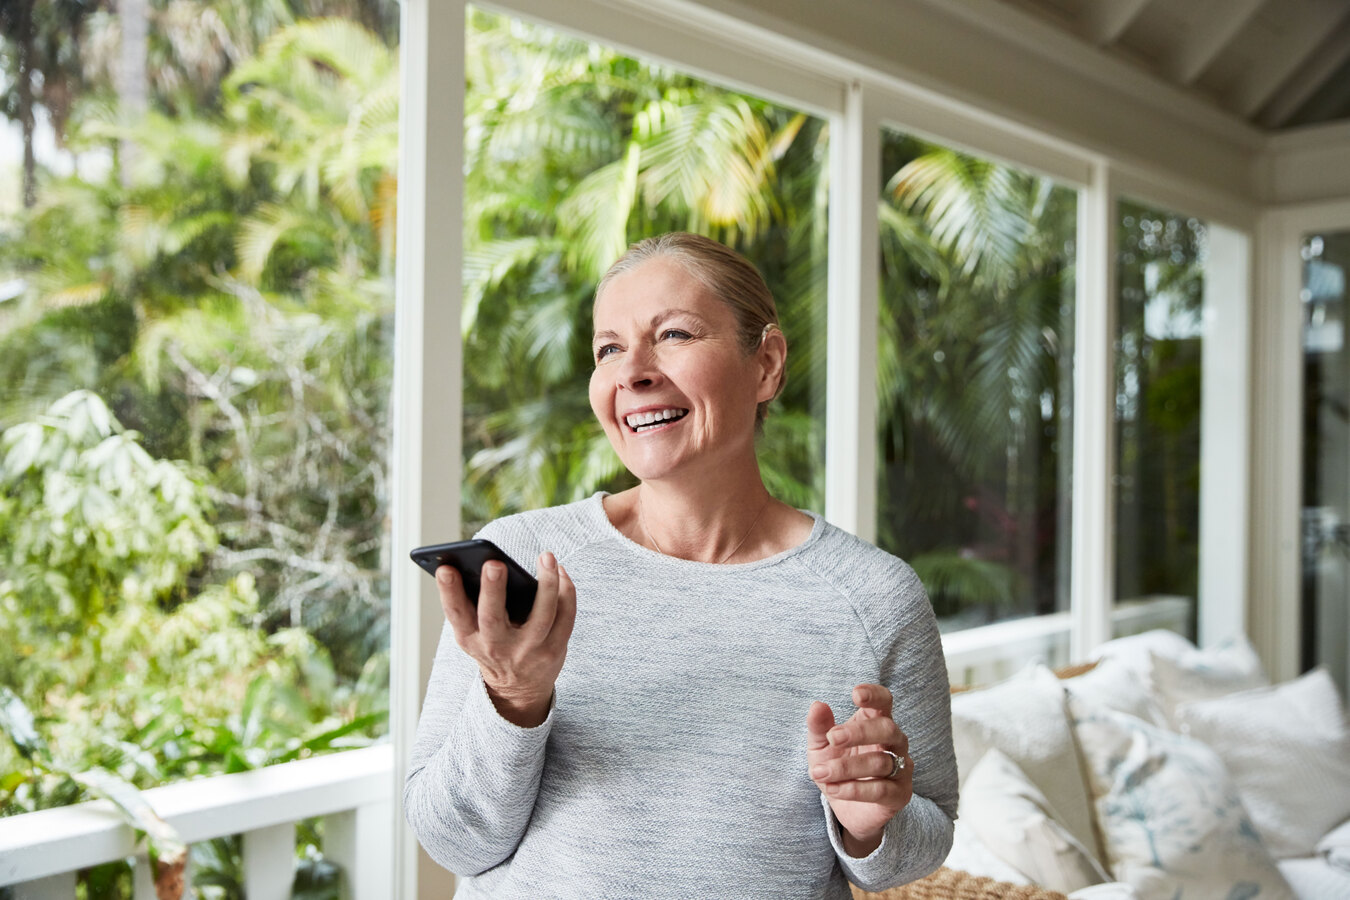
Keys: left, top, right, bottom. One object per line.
{"left": 404, "top": 494, "right": 958, "bottom": 898}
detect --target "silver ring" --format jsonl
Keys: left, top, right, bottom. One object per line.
{"left": 882, "top": 750, "right": 905, "bottom": 779}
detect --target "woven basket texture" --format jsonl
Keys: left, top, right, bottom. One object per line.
{"left": 850, "top": 867, "right": 1070, "bottom": 900}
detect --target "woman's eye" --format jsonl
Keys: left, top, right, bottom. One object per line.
{"left": 595, "top": 345, "right": 619, "bottom": 362}
{"left": 660, "top": 329, "right": 691, "bottom": 341}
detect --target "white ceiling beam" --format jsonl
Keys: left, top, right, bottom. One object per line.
{"left": 1169, "top": 0, "right": 1268, "bottom": 85}
{"left": 1232, "top": 0, "right": 1350, "bottom": 118}
{"left": 1259, "top": 17, "right": 1350, "bottom": 128}
{"left": 1080, "top": 0, "right": 1155, "bottom": 45}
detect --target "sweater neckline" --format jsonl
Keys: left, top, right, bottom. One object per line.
{"left": 585, "top": 492, "right": 827, "bottom": 572}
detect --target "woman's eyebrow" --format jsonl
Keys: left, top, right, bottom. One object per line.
{"left": 592, "top": 308, "right": 708, "bottom": 345}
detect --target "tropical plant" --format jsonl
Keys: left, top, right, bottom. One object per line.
{"left": 876, "top": 134, "right": 1078, "bottom": 622}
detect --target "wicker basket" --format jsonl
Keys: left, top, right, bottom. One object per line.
{"left": 851, "top": 867, "right": 1070, "bottom": 900}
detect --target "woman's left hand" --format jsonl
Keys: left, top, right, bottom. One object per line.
{"left": 806, "top": 684, "right": 912, "bottom": 857}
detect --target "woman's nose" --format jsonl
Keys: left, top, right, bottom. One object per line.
{"left": 616, "top": 345, "right": 659, "bottom": 391}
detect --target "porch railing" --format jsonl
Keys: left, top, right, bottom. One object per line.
{"left": 0, "top": 744, "right": 393, "bottom": 900}
{"left": 941, "top": 596, "right": 1192, "bottom": 686}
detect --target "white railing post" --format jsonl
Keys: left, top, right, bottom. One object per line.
{"left": 132, "top": 856, "right": 155, "bottom": 900}
{"left": 326, "top": 800, "right": 394, "bottom": 900}
{"left": 244, "top": 822, "right": 297, "bottom": 900}
{"left": 12, "top": 872, "right": 75, "bottom": 900}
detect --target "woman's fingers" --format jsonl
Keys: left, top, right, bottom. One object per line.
{"left": 812, "top": 749, "right": 908, "bottom": 783}
{"left": 548, "top": 564, "right": 578, "bottom": 649}
{"left": 475, "top": 561, "right": 511, "bottom": 637}
{"left": 523, "top": 551, "right": 560, "bottom": 640}
{"left": 806, "top": 701, "right": 837, "bottom": 753}
{"left": 853, "top": 683, "right": 893, "bottom": 716}
{"left": 825, "top": 715, "right": 908, "bottom": 755}
{"left": 823, "top": 774, "right": 913, "bottom": 805}
{"left": 437, "top": 566, "right": 478, "bottom": 641}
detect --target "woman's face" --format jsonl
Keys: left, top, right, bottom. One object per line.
{"left": 589, "top": 256, "right": 773, "bottom": 484}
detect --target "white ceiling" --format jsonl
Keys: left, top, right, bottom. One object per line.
{"left": 992, "top": 0, "right": 1350, "bottom": 130}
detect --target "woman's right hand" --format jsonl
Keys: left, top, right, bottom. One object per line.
{"left": 437, "top": 551, "right": 576, "bottom": 728}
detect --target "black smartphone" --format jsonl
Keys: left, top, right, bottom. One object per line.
{"left": 410, "top": 539, "right": 539, "bottom": 625}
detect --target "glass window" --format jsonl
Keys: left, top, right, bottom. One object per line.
{"left": 875, "top": 130, "right": 1077, "bottom": 636}
{"left": 0, "top": 0, "right": 398, "bottom": 887}
{"left": 1302, "top": 229, "right": 1350, "bottom": 700}
{"left": 1113, "top": 201, "right": 1205, "bottom": 640}
{"left": 461, "top": 7, "right": 829, "bottom": 536}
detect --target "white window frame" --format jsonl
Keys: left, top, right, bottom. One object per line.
{"left": 390, "top": 1, "right": 1258, "bottom": 894}
{"left": 1253, "top": 196, "right": 1350, "bottom": 683}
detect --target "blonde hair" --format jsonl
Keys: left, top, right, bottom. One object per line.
{"left": 596, "top": 233, "right": 785, "bottom": 427}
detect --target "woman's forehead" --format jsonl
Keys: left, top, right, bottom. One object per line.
{"left": 593, "top": 257, "right": 727, "bottom": 325}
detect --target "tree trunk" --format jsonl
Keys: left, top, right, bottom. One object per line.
{"left": 15, "top": 0, "right": 36, "bottom": 207}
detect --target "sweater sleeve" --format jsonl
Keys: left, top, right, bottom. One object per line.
{"left": 825, "top": 559, "right": 959, "bottom": 891}
{"left": 402, "top": 620, "right": 554, "bottom": 875}
{"left": 401, "top": 519, "right": 556, "bottom": 876}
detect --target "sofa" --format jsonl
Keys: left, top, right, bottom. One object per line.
{"left": 853, "top": 629, "right": 1350, "bottom": 900}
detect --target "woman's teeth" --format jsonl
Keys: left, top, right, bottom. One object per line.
{"left": 626, "top": 408, "right": 688, "bottom": 431}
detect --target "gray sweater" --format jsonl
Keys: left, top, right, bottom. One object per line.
{"left": 404, "top": 494, "right": 958, "bottom": 898}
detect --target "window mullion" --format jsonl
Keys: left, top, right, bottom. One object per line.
{"left": 391, "top": 1, "right": 465, "bottom": 898}
{"left": 825, "top": 81, "right": 881, "bottom": 541}
{"left": 1071, "top": 161, "right": 1118, "bottom": 659}
{"left": 1198, "top": 225, "right": 1252, "bottom": 646}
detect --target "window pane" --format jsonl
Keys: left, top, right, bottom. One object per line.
{"left": 1113, "top": 201, "right": 1204, "bottom": 640}
{"left": 1302, "top": 229, "right": 1350, "bottom": 698}
{"left": 462, "top": 8, "right": 829, "bottom": 535}
{"left": 875, "top": 130, "right": 1077, "bottom": 638}
{"left": 0, "top": 0, "right": 397, "bottom": 842}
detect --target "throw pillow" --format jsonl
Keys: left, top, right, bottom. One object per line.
{"left": 960, "top": 748, "right": 1111, "bottom": 894}
{"left": 1149, "top": 635, "right": 1269, "bottom": 725}
{"left": 1067, "top": 694, "right": 1294, "bottom": 900}
{"left": 951, "top": 663, "right": 1102, "bottom": 867}
{"left": 943, "top": 819, "right": 1034, "bottom": 886}
{"left": 1063, "top": 656, "right": 1168, "bottom": 729}
{"left": 1174, "top": 667, "right": 1350, "bottom": 859}
{"left": 1318, "top": 816, "right": 1350, "bottom": 873}
{"left": 1089, "top": 629, "right": 1197, "bottom": 681}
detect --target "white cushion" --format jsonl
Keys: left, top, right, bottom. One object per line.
{"left": 1068, "top": 884, "right": 1140, "bottom": 900}
{"left": 1149, "top": 635, "right": 1269, "bottom": 725}
{"left": 1068, "top": 693, "right": 1294, "bottom": 900}
{"left": 960, "top": 748, "right": 1111, "bottom": 894}
{"left": 1276, "top": 856, "right": 1350, "bottom": 900}
{"left": 951, "top": 663, "right": 1102, "bottom": 866}
{"left": 1174, "top": 668, "right": 1350, "bottom": 859}
{"left": 1089, "top": 629, "right": 1197, "bottom": 681}
{"left": 1064, "top": 656, "right": 1169, "bottom": 729}
{"left": 943, "top": 819, "right": 1034, "bottom": 885}
{"left": 1318, "top": 816, "right": 1350, "bottom": 872}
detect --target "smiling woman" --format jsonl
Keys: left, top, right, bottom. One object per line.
{"left": 403, "top": 233, "right": 959, "bottom": 899}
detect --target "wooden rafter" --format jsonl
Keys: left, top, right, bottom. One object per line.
{"left": 1259, "top": 16, "right": 1350, "bottom": 127}
{"left": 1232, "top": 0, "right": 1350, "bottom": 118}
{"left": 1079, "top": 0, "right": 1155, "bottom": 45}
{"left": 1168, "top": 0, "right": 1269, "bottom": 85}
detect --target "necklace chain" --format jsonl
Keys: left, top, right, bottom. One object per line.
{"left": 638, "top": 488, "right": 773, "bottom": 564}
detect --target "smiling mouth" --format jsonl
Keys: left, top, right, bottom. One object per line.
{"left": 625, "top": 408, "right": 689, "bottom": 432}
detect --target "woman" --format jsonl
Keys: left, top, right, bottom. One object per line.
{"left": 404, "top": 233, "right": 958, "bottom": 898}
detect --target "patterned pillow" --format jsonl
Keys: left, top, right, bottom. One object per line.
{"left": 1067, "top": 694, "right": 1294, "bottom": 899}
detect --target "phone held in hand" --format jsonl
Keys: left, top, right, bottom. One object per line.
{"left": 410, "top": 539, "right": 539, "bottom": 625}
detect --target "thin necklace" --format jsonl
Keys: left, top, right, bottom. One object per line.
{"left": 638, "top": 488, "right": 774, "bottom": 564}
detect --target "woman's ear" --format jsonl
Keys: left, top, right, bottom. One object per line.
{"left": 756, "top": 325, "right": 788, "bottom": 404}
